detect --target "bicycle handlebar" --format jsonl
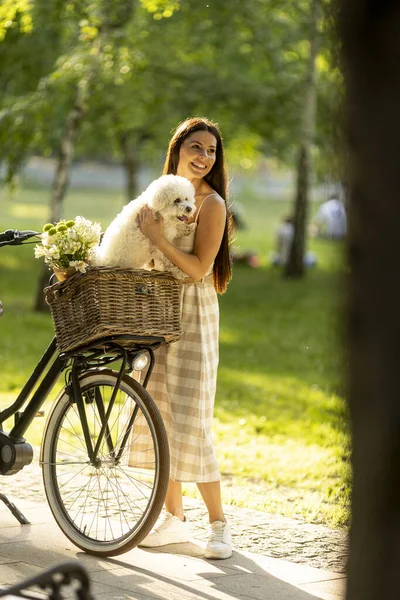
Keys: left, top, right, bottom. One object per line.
{"left": 0, "top": 229, "right": 15, "bottom": 243}
{"left": 0, "top": 229, "right": 40, "bottom": 246}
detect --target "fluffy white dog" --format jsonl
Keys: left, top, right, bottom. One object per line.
{"left": 93, "top": 174, "right": 196, "bottom": 278}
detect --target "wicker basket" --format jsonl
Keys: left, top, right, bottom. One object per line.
{"left": 44, "top": 267, "right": 183, "bottom": 353}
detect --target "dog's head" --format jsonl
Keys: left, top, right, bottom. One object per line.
{"left": 146, "top": 175, "right": 196, "bottom": 222}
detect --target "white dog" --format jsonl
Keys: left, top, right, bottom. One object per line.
{"left": 93, "top": 174, "right": 196, "bottom": 278}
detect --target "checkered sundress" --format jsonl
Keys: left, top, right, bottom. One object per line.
{"left": 144, "top": 204, "right": 220, "bottom": 483}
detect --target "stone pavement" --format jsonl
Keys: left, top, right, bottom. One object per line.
{"left": 0, "top": 458, "right": 347, "bottom": 599}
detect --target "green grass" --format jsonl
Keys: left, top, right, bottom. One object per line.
{"left": 0, "top": 177, "right": 350, "bottom": 528}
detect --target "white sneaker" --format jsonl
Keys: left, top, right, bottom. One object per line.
{"left": 138, "top": 512, "right": 191, "bottom": 547}
{"left": 204, "top": 520, "right": 232, "bottom": 559}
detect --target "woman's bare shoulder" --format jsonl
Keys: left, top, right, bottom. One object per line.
{"left": 196, "top": 192, "right": 226, "bottom": 225}
{"left": 202, "top": 192, "right": 226, "bottom": 210}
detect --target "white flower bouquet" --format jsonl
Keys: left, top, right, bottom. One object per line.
{"left": 34, "top": 216, "right": 101, "bottom": 275}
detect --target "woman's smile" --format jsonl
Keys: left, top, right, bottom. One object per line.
{"left": 191, "top": 161, "right": 207, "bottom": 172}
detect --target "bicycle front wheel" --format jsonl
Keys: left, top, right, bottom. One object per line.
{"left": 41, "top": 369, "right": 169, "bottom": 556}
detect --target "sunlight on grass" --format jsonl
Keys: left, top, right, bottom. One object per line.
{"left": 0, "top": 254, "right": 23, "bottom": 269}
{"left": 216, "top": 435, "right": 344, "bottom": 491}
{"left": 8, "top": 203, "right": 48, "bottom": 221}
{"left": 219, "top": 329, "right": 241, "bottom": 344}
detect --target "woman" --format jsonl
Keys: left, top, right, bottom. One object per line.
{"left": 137, "top": 117, "right": 233, "bottom": 559}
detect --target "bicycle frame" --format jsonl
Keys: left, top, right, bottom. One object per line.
{"left": 0, "top": 332, "right": 161, "bottom": 463}
{"left": 61, "top": 336, "right": 160, "bottom": 466}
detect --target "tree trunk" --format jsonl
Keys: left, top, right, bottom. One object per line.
{"left": 285, "top": 144, "right": 310, "bottom": 276}
{"left": 340, "top": 1, "right": 400, "bottom": 599}
{"left": 285, "top": 0, "right": 319, "bottom": 277}
{"left": 119, "top": 131, "right": 138, "bottom": 201}
{"left": 34, "top": 90, "right": 85, "bottom": 312}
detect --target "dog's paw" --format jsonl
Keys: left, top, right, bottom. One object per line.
{"left": 153, "top": 255, "right": 186, "bottom": 279}
{"left": 164, "top": 263, "right": 187, "bottom": 279}
{"left": 169, "top": 268, "right": 187, "bottom": 280}
{"left": 90, "top": 246, "right": 102, "bottom": 266}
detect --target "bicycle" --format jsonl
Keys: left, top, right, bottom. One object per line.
{"left": 0, "top": 228, "right": 170, "bottom": 557}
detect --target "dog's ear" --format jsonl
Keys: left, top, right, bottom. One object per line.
{"left": 150, "top": 184, "right": 173, "bottom": 211}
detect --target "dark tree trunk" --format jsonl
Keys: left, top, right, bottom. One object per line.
{"left": 119, "top": 131, "right": 138, "bottom": 201}
{"left": 34, "top": 92, "right": 84, "bottom": 312}
{"left": 340, "top": 2, "right": 400, "bottom": 599}
{"left": 285, "top": 0, "right": 319, "bottom": 278}
{"left": 285, "top": 144, "right": 309, "bottom": 277}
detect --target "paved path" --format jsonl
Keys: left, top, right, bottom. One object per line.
{"left": 0, "top": 497, "right": 347, "bottom": 600}
{"left": 1, "top": 457, "right": 348, "bottom": 575}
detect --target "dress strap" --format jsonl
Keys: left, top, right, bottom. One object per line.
{"left": 194, "top": 193, "right": 217, "bottom": 223}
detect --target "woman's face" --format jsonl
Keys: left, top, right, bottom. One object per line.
{"left": 177, "top": 130, "right": 217, "bottom": 182}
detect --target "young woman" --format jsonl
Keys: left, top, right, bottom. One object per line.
{"left": 137, "top": 117, "right": 233, "bottom": 559}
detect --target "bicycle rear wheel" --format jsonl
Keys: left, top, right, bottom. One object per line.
{"left": 41, "top": 369, "right": 169, "bottom": 556}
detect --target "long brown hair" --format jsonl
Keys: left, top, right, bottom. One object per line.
{"left": 163, "top": 117, "right": 233, "bottom": 294}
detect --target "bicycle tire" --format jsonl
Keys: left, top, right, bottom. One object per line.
{"left": 41, "top": 369, "right": 169, "bottom": 556}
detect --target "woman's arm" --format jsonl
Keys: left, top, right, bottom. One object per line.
{"left": 138, "top": 195, "right": 226, "bottom": 280}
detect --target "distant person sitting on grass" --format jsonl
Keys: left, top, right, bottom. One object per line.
{"left": 271, "top": 215, "right": 317, "bottom": 268}
{"left": 231, "top": 250, "right": 260, "bottom": 268}
{"left": 230, "top": 202, "right": 261, "bottom": 268}
{"left": 312, "top": 194, "right": 347, "bottom": 240}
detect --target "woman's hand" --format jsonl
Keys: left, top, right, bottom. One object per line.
{"left": 137, "top": 206, "right": 164, "bottom": 244}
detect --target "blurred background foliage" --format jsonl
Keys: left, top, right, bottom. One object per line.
{"left": 0, "top": 0, "right": 342, "bottom": 190}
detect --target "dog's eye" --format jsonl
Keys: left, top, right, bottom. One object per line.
{"left": 174, "top": 198, "right": 181, "bottom": 204}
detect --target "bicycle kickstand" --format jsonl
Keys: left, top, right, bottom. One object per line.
{"left": 0, "top": 493, "right": 30, "bottom": 524}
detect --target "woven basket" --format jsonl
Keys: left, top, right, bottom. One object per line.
{"left": 44, "top": 267, "right": 183, "bottom": 353}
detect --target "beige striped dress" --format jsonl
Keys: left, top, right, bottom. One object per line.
{"left": 145, "top": 198, "right": 220, "bottom": 483}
